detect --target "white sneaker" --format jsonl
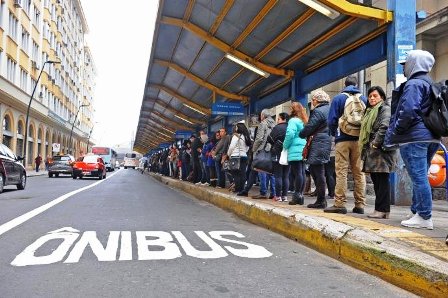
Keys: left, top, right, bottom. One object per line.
{"left": 195, "top": 182, "right": 202, "bottom": 185}
{"left": 203, "top": 182, "right": 210, "bottom": 186}
{"left": 401, "top": 214, "right": 433, "bottom": 230}
{"left": 282, "top": 196, "right": 288, "bottom": 202}
{"left": 405, "top": 212, "right": 415, "bottom": 220}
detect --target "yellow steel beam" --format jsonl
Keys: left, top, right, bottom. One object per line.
{"left": 147, "top": 117, "right": 178, "bottom": 133}
{"left": 209, "top": 0, "right": 235, "bottom": 34}
{"left": 319, "top": 0, "right": 393, "bottom": 24}
{"left": 155, "top": 59, "right": 249, "bottom": 101}
{"left": 141, "top": 130, "right": 173, "bottom": 142}
{"left": 232, "top": 0, "right": 278, "bottom": 47}
{"left": 183, "top": 0, "right": 195, "bottom": 21}
{"left": 256, "top": 9, "right": 316, "bottom": 59}
{"left": 160, "top": 17, "right": 293, "bottom": 79}
{"left": 148, "top": 98, "right": 203, "bottom": 124}
{"left": 152, "top": 110, "right": 193, "bottom": 130}
{"left": 306, "top": 25, "right": 388, "bottom": 73}
{"left": 279, "top": 17, "right": 357, "bottom": 68}
{"left": 150, "top": 84, "right": 211, "bottom": 115}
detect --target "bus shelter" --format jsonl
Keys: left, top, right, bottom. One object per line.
{"left": 135, "top": 0, "right": 416, "bottom": 203}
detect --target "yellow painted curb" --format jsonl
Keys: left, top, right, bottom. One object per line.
{"left": 151, "top": 174, "right": 448, "bottom": 297}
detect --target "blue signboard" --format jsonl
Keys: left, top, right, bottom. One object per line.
{"left": 159, "top": 143, "right": 171, "bottom": 149}
{"left": 175, "top": 130, "right": 193, "bottom": 139}
{"left": 211, "top": 102, "right": 245, "bottom": 116}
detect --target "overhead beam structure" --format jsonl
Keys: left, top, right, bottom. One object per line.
{"left": 160, "top": 16, "right": 294, "bottom": 78}
{"left": 152, "top": 110, "right": 193, "bottom": 130}
{"left": 150, "top": 84, "right": 211, "bottom": 116}
{"left": 146, "top": 98, "right": 203, "bottom": 124}
{"left": 319, "top": 0, "right": 393, "bottom": 23}
{"left": 154, "top": 60, "right": 249, "bottom": 101}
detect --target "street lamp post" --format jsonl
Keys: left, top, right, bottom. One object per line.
{"left": 68, "top": 103, "right": 90, "bottom": 156}
{"left": 23, "top": 60, "right": 60, "bottom": 165}
{"left": 86, "top": 123, "right": 96, "bottom": 153}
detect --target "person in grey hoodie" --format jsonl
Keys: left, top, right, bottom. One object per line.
{"left": 385, "top": 49, "right": 440, "bottom": 230}
{"left": 237, "top": 109, "right": 276, "bottom": 198}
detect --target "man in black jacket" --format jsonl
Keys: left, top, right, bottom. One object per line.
{"left": 191, "top": 133, "right": 203, "bottom": 183}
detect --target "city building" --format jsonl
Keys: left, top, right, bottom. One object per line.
{"left": 0, "top": 0, "right": 95, "bottom": 168}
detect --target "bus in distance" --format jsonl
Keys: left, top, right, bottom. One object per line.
{"left": 91, "top": 146, "right": 117, "bottom": 172}
{"left": 123, "top": 152, "right": 141, "bottom": 169}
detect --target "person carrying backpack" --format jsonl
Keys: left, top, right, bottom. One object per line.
{"left": 325, "top": 75, "right": 367, "bottom": 214}
{"left": 385, "top": 49, "right": 440, "bottom": 230}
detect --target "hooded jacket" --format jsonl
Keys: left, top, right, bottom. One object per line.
{"left": 327, "top": 85, "right": 367, "bottom": 143}
{"left": 385, "top": 50, "right": 439, "bottom": 145}
{"left": 252, "top": 116, "right": 276, "bottom": 153}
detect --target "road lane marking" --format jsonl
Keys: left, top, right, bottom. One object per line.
{"left": 11, "top": 228, "right": 273, "bottom": 266}
{"left": 0, "top": 170, "right": 122, "bottom": 237}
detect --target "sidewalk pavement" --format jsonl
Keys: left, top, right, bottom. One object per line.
{"left": 149, "top": 173, "right": 448, "bottom": 297}
{"left": 27, "top": 170, "right": 48, "bottom": 177}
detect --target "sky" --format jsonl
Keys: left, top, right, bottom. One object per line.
{"left": 80, "top": 0, "right": 159, "bottom": 149}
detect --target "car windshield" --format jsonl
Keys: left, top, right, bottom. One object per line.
{"left": 53, "top": 156, "right": 71, "bottom": 162}
{"left": 81, "top": 156, "right": 98, "bottom": 163}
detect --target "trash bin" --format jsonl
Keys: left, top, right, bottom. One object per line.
{"left": 428, "top": 154, "right": 446, "bottom": 187}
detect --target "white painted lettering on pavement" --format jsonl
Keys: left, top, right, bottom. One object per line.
{"left": 11, "top": 227, "right": 272, "bottom": 266}
{"left": 136, "top": 231, "right": 182, "bottom": 260}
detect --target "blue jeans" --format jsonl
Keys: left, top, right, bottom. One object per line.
{"left": 399, "top": 142, "right": 439, "bottom": 220}
{"left": 258, "top": 172, "right": 275, "bottom": 196}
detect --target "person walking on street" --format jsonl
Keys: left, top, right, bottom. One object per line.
{"left": 385, "top": 50, "right": 439, "bottom": 229}
{"left": 35, "top": 154, "right": 42, "bottom": 172}
{"left": 360, "top": 86, "right": 398, "bottom": 219}
{"left": 299, "top": 91, "right": 332, "bottom": 209}
{"left": 325, "top": 75, "right": 367, "bottom": 214}
{"left": 45, "top": 155, "right": 51, "bottom": 171}
{"left": 267, "top": 112, "right": 290, "bottom": 202}
{"left": 283, "top": 102, "right": 307, "bottom": 205}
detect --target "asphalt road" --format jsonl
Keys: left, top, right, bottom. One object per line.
{"left": 0, "top": 169, "right": 414, "bottom": 297}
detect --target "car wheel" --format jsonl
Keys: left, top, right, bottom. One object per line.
{"left": 72, "top": 175, "right": 77, "bottom": 179}
{"left": 98, "top": 172, "right": 103, "bottom": 180}
{"left": 0, "top": 175, "right": 4, "bottom": 194}
{"left": 55, "top": 173, "right": 59, "bottom": 178}
{"left": 124, "top": 166, "right": 127, "bottom": 169}
{"left": 17, "top": 173, "right": 26, "bottom": 190}
{"left": 103, "top": 171, "right": 107, "bottom": 179}
{"left": 49, "top": 173, "right": 53, "bottom": 178}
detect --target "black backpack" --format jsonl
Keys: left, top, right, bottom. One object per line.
{"left": 421, "top": 78, "right": 448, "bottom": 137}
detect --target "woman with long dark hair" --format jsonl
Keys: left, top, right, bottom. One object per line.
{"left": 227, "top": 122, "right": 251, "bottom": 193}
{"left": 283, "top": 102, "right": 307, "bottom": 205}
{"left": 268, "top": 112, "right": 290, "bottom": 202}
{"left": 360, "top": 86, "right": 397, "bottom": 218}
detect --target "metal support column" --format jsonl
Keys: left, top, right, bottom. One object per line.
{"left": 387, "top": 0, "right": 416, "bottom": 206}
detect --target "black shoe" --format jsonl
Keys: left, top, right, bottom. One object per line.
{"left": 237, "top": 191, "right": 248, "bottom": 197}
{"left": 324, "top": 205, "right": 347, "bottom": 214}
{"left": 352, "top": 207, "right": 365, "bottom": 214}
{"left": 288, "top": 199, "right": 300, "bottom": 205}
{"left": 268, "top": 194, "right": 275, "bottom": 200}
{"left": 307, "top": 200, "right": 327, "bottom": 209}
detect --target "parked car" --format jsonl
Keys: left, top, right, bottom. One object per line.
{"left": 48, "top": 154, "right": 75, "bottom": 178}
{"left": 72, "top": 155, "right": 107, "bottom": 180}
{"left": 0, "top": 144, "right": 26, "bottom": 193}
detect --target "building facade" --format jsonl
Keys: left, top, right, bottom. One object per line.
{"left": 0, "top": 0, "right": 95, "bottom": 168}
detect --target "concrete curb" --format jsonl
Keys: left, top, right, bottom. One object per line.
{"left": 151, "top": 173, "right": 448, "bottom": 297}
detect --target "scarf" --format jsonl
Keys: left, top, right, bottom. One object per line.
{"left": 358, "top": 102, "right": 382, "bottom": 151}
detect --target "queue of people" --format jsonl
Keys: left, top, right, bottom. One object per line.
{"left": 149, "top": 50, "right": 439, "bottom": 230}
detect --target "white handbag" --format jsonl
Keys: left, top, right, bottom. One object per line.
{"left": 279, "top": 149, "right": 288, "bottom": 165}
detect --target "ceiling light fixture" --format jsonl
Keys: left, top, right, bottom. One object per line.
{"left": 298, "top": 0, "right": 340, "bottom": 19}
{"left": 174, "top": 115, "right": 194, "bottom": 125}
{"left": 183, "top": 103, "right": 207, "bottom": 116}
{"left": 224, "top": 54, "right": 270, "bottom": 78}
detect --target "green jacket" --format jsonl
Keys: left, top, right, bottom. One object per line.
{"left": 283, "top": 117, "right": 306, "bottom": 161}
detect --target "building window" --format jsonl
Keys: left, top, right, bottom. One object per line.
{"left": 16, "top": 121, "right": 24, "bottom": 157}
{"left": 23, "top": 0, "right": 31, "bottom": 16}
{"left": 34, "top": 8, "right": 41, "bottom": 29}
{"left": 32, "top": 41, "right": 39, "bottom": 62}
{"left": 7, "top": 58, "right": 17, "bottom": 83}
{"left": 2, "top": 115, "right": 13, "bottom": 148}
{"left": 20, "top": 68, "right": 28, "bottom": 91}
{"left": 8, "top": 13, "right": 19, "bottom": 41}
{"left": 21, "top": 27, "right": 30, "bottom": 53}
{"left": 0, "top": 1, "right": 5, "bottom": 28}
